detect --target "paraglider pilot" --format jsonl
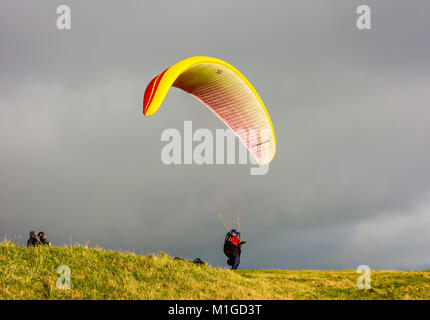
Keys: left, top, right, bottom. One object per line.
{"left": 224, "top": 229, "right": 246, "bottom": 270}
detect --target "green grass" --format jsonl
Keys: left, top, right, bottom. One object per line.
{"left": 0, "top": 242, "right": 429, "bottom": 300}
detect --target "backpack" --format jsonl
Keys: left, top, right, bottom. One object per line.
{"left": 223, "top": 232, "right": 241, "bottom": 257}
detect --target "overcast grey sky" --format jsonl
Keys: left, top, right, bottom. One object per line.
{"left": 1, "top": 0, "right": 429, "bottom": 269}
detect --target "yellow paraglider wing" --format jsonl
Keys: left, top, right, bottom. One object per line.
{"left": 143, "top": 56, "right": 276, "bottom": 166}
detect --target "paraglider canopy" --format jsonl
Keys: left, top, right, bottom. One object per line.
{"left": 143, "top": 56, "right": 276, "bottom": 166}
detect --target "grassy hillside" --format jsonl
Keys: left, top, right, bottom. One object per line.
{"left": 0, "top": 242, "right": 429, "bottom": 300}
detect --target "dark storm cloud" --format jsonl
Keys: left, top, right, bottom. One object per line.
{"left": 1, "top": 0, "right": 429, "bottom": 269}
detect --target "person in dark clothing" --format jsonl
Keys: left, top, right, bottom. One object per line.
{"left": 37, "top": 232, "right": 51, "bottom": 246}
{"left": 223, "top": 229, "right": 246, "bottom": 270}
{"left": 27, "top": 231, "right": 40, "bottom": 247}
